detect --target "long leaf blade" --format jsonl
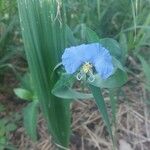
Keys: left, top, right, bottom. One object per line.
{"left": 89, "top": 84, "right": 113, "bottom": 141}
{"left": 23, "top": 101, "right": 39, "bottom": 141}
{"left": 17, "top": 0, "right": 71, "bottom": 148}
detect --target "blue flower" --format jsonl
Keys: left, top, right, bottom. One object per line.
{"left": 62, "top": 43, "right": 114, "bottom": 80}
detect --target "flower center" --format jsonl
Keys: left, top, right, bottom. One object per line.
{"left": 82, "top": 62, "right": 93, "bottom": 73}
{"left": 76, "top": 62, "right": 95, "bottom": 82}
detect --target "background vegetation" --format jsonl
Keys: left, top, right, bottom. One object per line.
{"left": 0, "top": 0, "right": 150, "bottom": 149}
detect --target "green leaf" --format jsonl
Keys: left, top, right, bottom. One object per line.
{"left": 0, "top": 104, "right": 5, "bottom": 112}
{"left": 18, "top": 0, "right": 71, "bottom": 147}
{"left": 0, "top": 118, "right": 8, "bottom": 125}
{"left": 138, "top": 55, "right": 150, "bottom": 91}
{"left": 0, "top": 121, "right": 5, "bottom": 137}
{"left": 14, "top": 88, "right": 34, "bottom": 101}
{"left": 119, "top": 33, "right": 128, "bottom": 63}
{"left": 145, "top": 84, "right": 150, "bottom": 91}
{"left": 0, "top": 137, "right": 6, "bottom": 150}
{"left": 89, "top": 69, "right": 128, "bottom": 89}
{"left": 112, "top": 57, "right": 125, "bottom": 72}
{"left": 23, "top": 101, "right": 39, "bottom": 141}
{"left": 109, "top": 89, "right": 117, "bottom": 125}
{"left": 138, "top": 55, "right": 150, "bottom": 83}
{"left": 85, "top": 26, "right": 100, "bottom": 43}
{"left": 20, "top": 73, "right": 34, "bottom": 92}
{"left": 66, "top": 25, "right": 78, "bottom": 46}
{"left": 52, "top": 86, "right": 93, "bottom": 100}
{"left": 5, "top": 123, "right": 17, "bottom": 133}
{"left": 89, "top": 85, "right": 113, "bottom": 141}
{"left": 100, "top": 38, "right": 124, "bottom": 63}
{"left": 81, "top": 24, "right": 100, "bottom": 43}
{"left": 52, "top": 73, "right": 93, "bottom": 100}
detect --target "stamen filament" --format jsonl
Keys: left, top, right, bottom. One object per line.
{"left": 76, "top": 62, "right": 95, "bottom": 82}
{"left": 88, "top": 70, "right": 95, "bottom": 82}
{"left": 76, "top": 71, "right": 84, "bottom": 80}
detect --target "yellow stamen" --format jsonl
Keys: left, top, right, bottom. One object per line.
{"left": 82, "top": 62, "right": 93, "bottom": 73}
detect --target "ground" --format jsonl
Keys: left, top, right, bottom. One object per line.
{"left": 1, "top": 56, "right": 150, "bottom": 150}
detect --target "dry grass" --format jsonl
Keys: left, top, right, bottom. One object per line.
{"left": 10, "top": 72, "right": 150, "bottom": 150}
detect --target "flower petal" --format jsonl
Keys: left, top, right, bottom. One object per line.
{"left": 94, "top": 49, "right": 114, "bottom": 79}
{"left": 62, "top": 46, "right": 82, "bottom": 74}
{"left": 80, "top": 43, "right": 100, "bottom": 62}
{"left": 62, "top": 43, "right": 100, "bottom": 74}
{"left": 62, "top": 43, "right": 114, "bottom": 78}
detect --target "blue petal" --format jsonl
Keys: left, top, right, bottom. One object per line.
{"left": 62, "top": 43, "right": 100, "bottom": 74}
{"left": 62, "top": 43, "right": 114, "bottom": 78}
{"left": 94, "top": 48, "right": 114, "bottom": 79}
{"left": 80, "top": 43, "right": 101, "bottom": 62}
{"left": 62, "top": 46, "right": 82, "bottom": 74}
